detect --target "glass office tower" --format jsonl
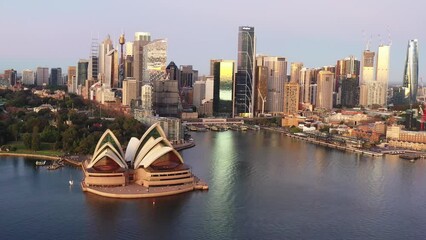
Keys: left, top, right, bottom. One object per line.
{"left": 403, "top": 39, "right": 419, "bottom": 105}
{"left": 234, "top": 26, "right": 255, "bottom": 117}
{"left": 213, "top": 60, "right": 234, "bottom": 117}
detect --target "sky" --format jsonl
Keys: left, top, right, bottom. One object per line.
{"left": 0, "top": 0, "right": 424, "bottom": 85}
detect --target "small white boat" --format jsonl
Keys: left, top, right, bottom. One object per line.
{"left": 69, "top": 180, "right": 74, "bottom": 186}
{"left": 35, "top": 160, "right": 46, "bottom": 166}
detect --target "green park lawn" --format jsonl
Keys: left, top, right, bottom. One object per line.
{"left": 7, "top": 141, "right": 64, "bottom": 157}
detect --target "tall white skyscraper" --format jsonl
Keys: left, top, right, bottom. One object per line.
{"left": 98, "top": 35, "right": 114, "bottom": 81}
{"left": 360, "top": 50, "right": 375, "bottom": 106}
{"left": 376, "top": 44, "right": 390, "bottom": 106}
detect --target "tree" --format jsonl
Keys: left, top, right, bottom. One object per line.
{"left": 31, "top": 126, "right": 40, "bottom": 151}
{"left": 22, "top": 133, "right": 32, "bottom": 149}
{"left": 62, "top": 127, "right": 78, "bottom": 152}
{"left": 40, "top": 126, "right": 60, "bottom": 143}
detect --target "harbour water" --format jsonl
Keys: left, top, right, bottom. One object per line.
{"left": 2, "top": 130, "right": 426, "bottom": 239}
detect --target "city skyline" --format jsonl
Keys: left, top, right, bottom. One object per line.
{"left": 0, "top": 0, "right": 424, "bottom": 84}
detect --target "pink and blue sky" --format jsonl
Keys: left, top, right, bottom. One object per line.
{"left": 0, "top": 0, "right": 424, "bottom": 84}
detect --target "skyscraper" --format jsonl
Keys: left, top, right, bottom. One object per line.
{"left": 403, "top": 39, "right": 419, "bottom": 105}
{"left": 234, "top": 26, "right": 255, "bottom": 117}
{"left": 142, "top": 39, "right": 167, "bottom": 84}
{"left": 179, "top": 65, "right": 198, "bottom": 88}
{"left": 88, "top": 38, "right": 99, "bottom": 81}
{"left": 67, "top": 66, "right": 76, "bottom": 93}
{"left": 98, "top": 35, "right": 113, "bottom": 81}
{"left": 122, "top": 78, "right": 137, "bottom": 106}
{"left": 299, "top": 68, "right": 314, "bottom": 104}
{"left": 50, "top": 68, "right": 62, "bottom": 86}
{"left": 36, "top": 67, "right": 49, "bottom": 86}
{"left": 259, "top": 56, "right": 287, "bottom": 113}
{"left": 316, "top": 71, "right": 334, "bottom": 110}
{"left": 133, "top": 32, "right": 151, "bottom": 98}
{"left": 375, "top": 44, "right": 390, "bottom": 106}
{"left": 77, "top": 59, "right": 89, "bottom": 87}
{"left": 336, "top": 56, "right": 360, "bottom": 107}
{"left": 290, "top": 62, "right": 303, "bottom": 83}
{"left": 22, "top": 69, "right": 35, "bottom": 85}
{"left": 284, "top": 82, "right": 299, "bottom": 115}
{"left": 213, "top": 60, "right": 234, "bottom": 117}
{"left": 359, "top": 50, "right": 375, "bottom": 106}
{"left": 193, "top": 80, "right": 206, "bottom": 108}
{"left": 4, "top": 69, "right": 17, "bottom": 86}
{"left": 254, "top": 65, "right": 268, "bottom": 115}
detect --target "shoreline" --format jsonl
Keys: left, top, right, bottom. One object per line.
{"left": 0, "top": 152, "right": 61, "bottom": 161}
{"left": 262, "top": 127, "right": 384, "bottom": 157}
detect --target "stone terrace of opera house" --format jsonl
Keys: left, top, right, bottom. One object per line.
{"left": 81, "top": 123, "right": 207, "bottom": 198}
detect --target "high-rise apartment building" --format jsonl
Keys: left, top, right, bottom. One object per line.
{"left": 290, "top": 62, "right": 303, "bottom": 84}
{"left": 122, "top": 78, "right": 137, "bottom": 106}
{"left": 141, "top": 84, "right": 153, "bottom": 112}
{"left": 234, "top": 26, "right": 255, "bottom": 117}
{"left": 36, "top": 67, "right": 49, "bottom": 86}
{"left": 403, "top": 39, "right": 419, "bottom": 105}
{"left": 213, "top": 60, "right": 234, "bottom": 117}
{"left": 316, "top": 71, "right": 334, "bottom": 110}
{"left": 284, "top": 82, "right": 299, "bottom": 115}
{"left": 22, "top": 69, "right": 35, "bottom": 85}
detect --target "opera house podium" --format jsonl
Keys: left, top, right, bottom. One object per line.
{"left": 81, "top": 123, "right": 207, "bottom": 198}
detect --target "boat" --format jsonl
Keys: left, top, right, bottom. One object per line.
{"left": 210, "top": 126, "right": 219, "bottom": 131}
{"left": 35, "top": 160, "right": 46, "bottom": 166}
{"left": 69, "top": 180, "right": 74, "bottom": 186}
{"left": 187, "top": 125, "right": 198, "bottom": 131}
{"left": 239, "top": 125, "right": 248, "bottom": 131}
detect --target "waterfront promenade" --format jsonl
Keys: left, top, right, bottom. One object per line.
{"left": 263, "top": 127, "right": 426, "bottom": 158}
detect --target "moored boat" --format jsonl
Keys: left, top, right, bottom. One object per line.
{"left": 35, "top": 160, "right": 46, "bottom": 166}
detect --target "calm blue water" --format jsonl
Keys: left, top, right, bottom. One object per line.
{"left": 2, "top": 130, "right": 426, "bottom": 239}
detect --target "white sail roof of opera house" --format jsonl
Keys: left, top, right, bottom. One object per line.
{"left": 87, "top": 129, "right": 127, "bottom": 169}
{"left": 125, "top": 123, "right": 184, "bottom": 169}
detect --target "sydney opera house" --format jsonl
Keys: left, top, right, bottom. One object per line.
{"left": 81, "top": 123, "right": 207, "bottom": 198}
